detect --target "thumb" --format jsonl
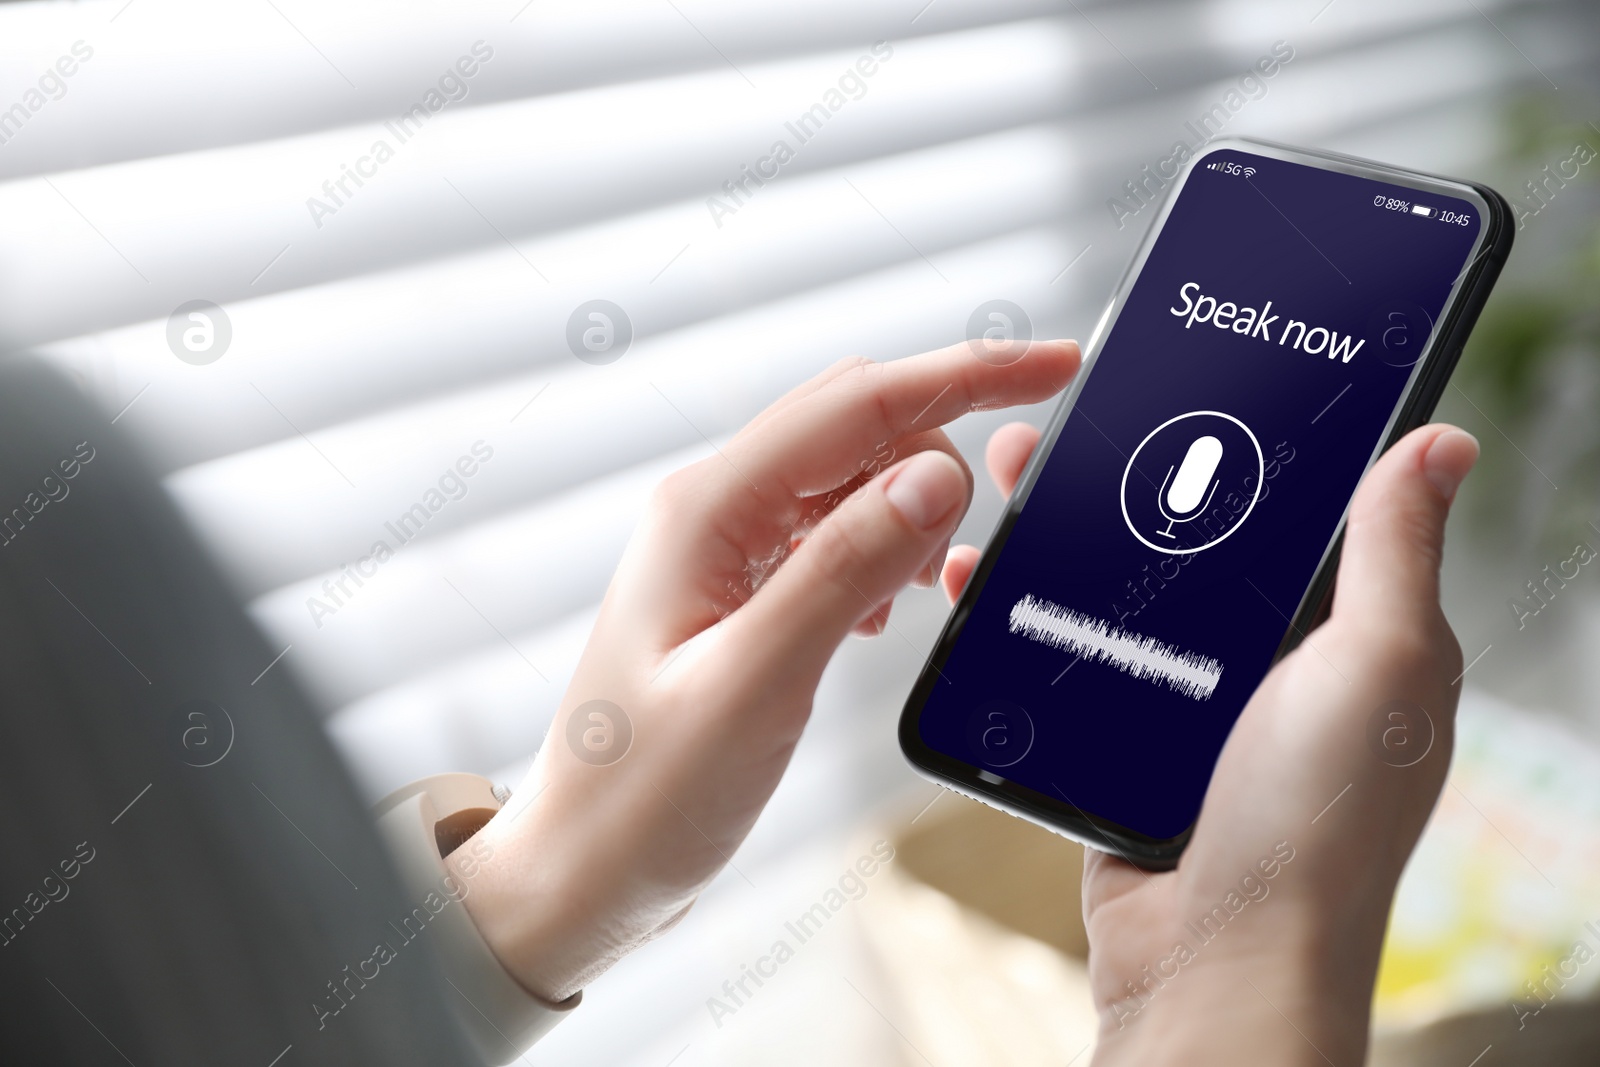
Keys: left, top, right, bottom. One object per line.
{"left": 1332, "top": 424, "right": 1478, "bottom": 623}
{"left": 720, "top": 450, "right": 969, "bottom": 689}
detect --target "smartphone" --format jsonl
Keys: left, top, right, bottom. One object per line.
{"left": 898, "top": 138, "right": 1512, "bottom": 869}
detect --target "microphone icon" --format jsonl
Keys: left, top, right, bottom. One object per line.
{"left": 1121, "top": 410, "right": 1262, "bottom": 555}
{"left": 1155, "top": 435, "right": 1223, "bottom": 540}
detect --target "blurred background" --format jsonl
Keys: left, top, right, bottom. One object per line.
{"left": 2, "top": 0, "right": 1598, "bottom": 1063}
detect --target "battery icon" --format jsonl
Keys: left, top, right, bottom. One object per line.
{"left": 1411, "top": 204, "right": 1435, "bottom": 217}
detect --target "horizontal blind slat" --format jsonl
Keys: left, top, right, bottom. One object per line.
{"left": 182, "top": 226, "right": 1078, "bottom": 604}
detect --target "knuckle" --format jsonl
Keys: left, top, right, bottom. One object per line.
{"left": 1357, "top": 617, "right": 1457, "bottom": 679}
{"left": 1391, "top": 506, "right": 1445, "bottom": 570}
{"left": 1350, "top": 489, "right": 1444, "bottom": 563}
{"left": 1375, "top": 629, "right": 1434, "bottom": 675}
{"left": 829, "top": 356, "right": 887, "bottom": 403}
{"left": 650, "top": 467, "right": 688, "bottom": 506}
{"left": 815, "top": 358, "right": 899, "bottom": 439}
{"left": 825, "top": 354, "right": 876, "bottom": 379}
{"left": 804, "top": 511, "right": 875, "bottom": 588}
{"left": 649, "top": 464, "right": 706, "bottom": 518}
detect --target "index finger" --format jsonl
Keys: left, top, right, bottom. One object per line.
{"left": 727, "top": 339, "right": 1079, "bottom": 499}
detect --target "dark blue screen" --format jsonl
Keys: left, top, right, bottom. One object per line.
{"left": 916, "top": 147, "right": 1483, "bottom": 840}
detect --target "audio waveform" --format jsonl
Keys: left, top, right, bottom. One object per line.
{"left": 1008, "top": 595, "right": 1224, "bottom": 701}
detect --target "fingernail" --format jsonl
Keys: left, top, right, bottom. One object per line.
{"left": 885, "top": 452, "right": 964, "bottom": 531}
{"left": 1423, "top": 429, "right": 1479, "bottom": 500}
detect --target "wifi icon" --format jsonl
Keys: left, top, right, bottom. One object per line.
{"left": 1242, "top": 167, "right": 1257, "bottom": 178}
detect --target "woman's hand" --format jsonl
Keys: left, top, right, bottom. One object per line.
{"left": 464, "top": 339, "right": 1081, "bottom": 1001}
{"left": 943, "top": 420, "right": 1479, "bottom": 1067}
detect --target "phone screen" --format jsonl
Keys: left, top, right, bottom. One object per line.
{"left": 911, "top": 147, "right": 1485, "bottom": 842}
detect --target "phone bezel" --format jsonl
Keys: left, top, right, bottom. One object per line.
{"left": 896, "top": 136, "right": 1514, "bottom": 869}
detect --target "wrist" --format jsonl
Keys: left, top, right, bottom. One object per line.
{"left": 461, "top": 807, "right": 603, "bottom": 1003}
{"left": 1091, "top": 915, "right": 1373, "bottom": 1067}
{"left": 373, "top": 773, "right": 582, "bottom": 1060}
{"left": 461, "top": 791, "right": 693, "bottom": 1003}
